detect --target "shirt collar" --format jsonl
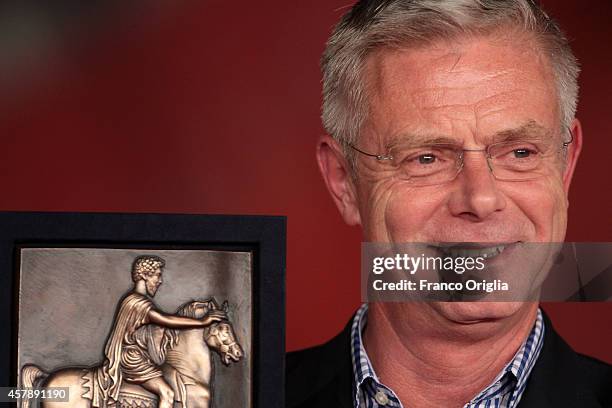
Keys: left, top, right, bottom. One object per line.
{"left": 350, "top": 304, "right": 545, "bottom": 408}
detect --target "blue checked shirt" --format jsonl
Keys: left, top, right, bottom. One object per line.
{"left": 351, "top": 304, "right": 545, "bottom": 408}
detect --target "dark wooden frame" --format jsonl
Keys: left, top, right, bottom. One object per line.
{"left": 0, "top": 211, "right": 285, "bottom": 407}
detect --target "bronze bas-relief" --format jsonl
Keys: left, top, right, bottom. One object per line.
{"left": 18, "top": 251, "right": 250, "bottom": 408}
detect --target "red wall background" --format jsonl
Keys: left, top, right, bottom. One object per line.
{"left": 0, "top": 1, "right": 610, "bottom": 361}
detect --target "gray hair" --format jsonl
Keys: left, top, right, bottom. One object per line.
{"left": 321, "top": 0, "right": 579, "bottom": 163}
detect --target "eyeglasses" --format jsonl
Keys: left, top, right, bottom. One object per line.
{"left": 350, "top": 130, "right": 573, "bottom": 187}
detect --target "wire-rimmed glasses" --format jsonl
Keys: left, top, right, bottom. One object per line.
{"left": 350, "top": 129, "right": 573, "bottom": 187}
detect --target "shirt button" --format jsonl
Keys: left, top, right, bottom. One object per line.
{"left": 374, "top": 390, "right": 389, "bottom": 405}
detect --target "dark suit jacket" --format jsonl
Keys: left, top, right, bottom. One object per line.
{"left": 287, "top": 312, "right": 611, "bottom": 407}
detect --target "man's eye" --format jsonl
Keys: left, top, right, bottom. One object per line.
{"left": 417, "top": 154, "right": 436, "bottom": 164}
{"left": 513, "top": 148, "right": 535, "bottom": 159}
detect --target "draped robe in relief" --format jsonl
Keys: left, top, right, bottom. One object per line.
{"left": 83, "top": 292, "right": 164, "bottom": 407}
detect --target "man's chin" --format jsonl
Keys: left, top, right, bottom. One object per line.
{"left": 432, "top": 301, "right": 529, "bottom": 324}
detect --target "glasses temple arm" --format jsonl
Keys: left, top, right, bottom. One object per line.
{"left": 348, "top": 144, "right": 392, "bottom": 161}
{"left": 562, "top": 126, "right": 574, "bottom": 148}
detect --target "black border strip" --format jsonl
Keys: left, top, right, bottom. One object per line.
{"left": 0, "top": 211, "right": 286, "bottom": 408}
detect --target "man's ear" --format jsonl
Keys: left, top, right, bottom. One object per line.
{"left": 563, "top": 119, "right": 583, "bottom": 196}
{"left": 316, "top": 135, "right": 362, "bottom": 226}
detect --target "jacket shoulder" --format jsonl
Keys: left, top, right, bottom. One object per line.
{"left": 519, "top": 313, "right": 612, "bottom": 407}
{"left": 286, "top": 321, "right": 354, "bottom": 408}
{"left": 572, "top": 352, "right": 612, "bottom": 405}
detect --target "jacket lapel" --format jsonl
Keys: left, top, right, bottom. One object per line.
{"left": 518, "top": 312, "right": 594, "bottom": 407}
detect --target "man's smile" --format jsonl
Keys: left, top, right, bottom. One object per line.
{"left": 431, "top": 242, "right": 520, "bottom": 260}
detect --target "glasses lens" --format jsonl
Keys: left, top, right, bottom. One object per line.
{"left": 488, "top": 139, "right": 554, "bottom": 181}
{"left": 390, "top": 144, "right": 461, "bottom": 185}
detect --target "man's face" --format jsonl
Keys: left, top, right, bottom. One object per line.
{"left": 145, "top": 267, "right": 163, "bottom": 297}
{"left": 355, "top": 34, "right": 575, "bottom": 246}
{"left": 320, "top": 32, "right": 581, "bottom": 321}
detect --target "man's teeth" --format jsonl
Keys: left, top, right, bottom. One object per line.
{"left": 443, "top": 245, "right": 505, "bottom": 259}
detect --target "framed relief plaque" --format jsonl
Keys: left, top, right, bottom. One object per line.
{"left": 0, "top": 212, "right": 285, "bottom": 408}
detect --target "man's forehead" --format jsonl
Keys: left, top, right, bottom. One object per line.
{"left": 367, "top": 42, "right": 551, "bottom": 103}
{"left": 365, "top": 31, "right": 549, "bottom": 85}
{"left": 361, "top": 35, "right": 558, "bottom": 147}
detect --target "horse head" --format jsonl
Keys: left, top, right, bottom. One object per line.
{"left": 205, "top": 300, "right": 243, "bottom": 365}
{"left": 175, "top": 299, "right": 244, "bottom": 366}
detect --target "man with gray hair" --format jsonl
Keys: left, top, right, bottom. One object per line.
{"left": 287, "top": 1, "right": 610, "bottom": 407}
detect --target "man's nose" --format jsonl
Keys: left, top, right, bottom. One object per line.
{"left": 447, "top": 153, "right": 506, "bottom": 221}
